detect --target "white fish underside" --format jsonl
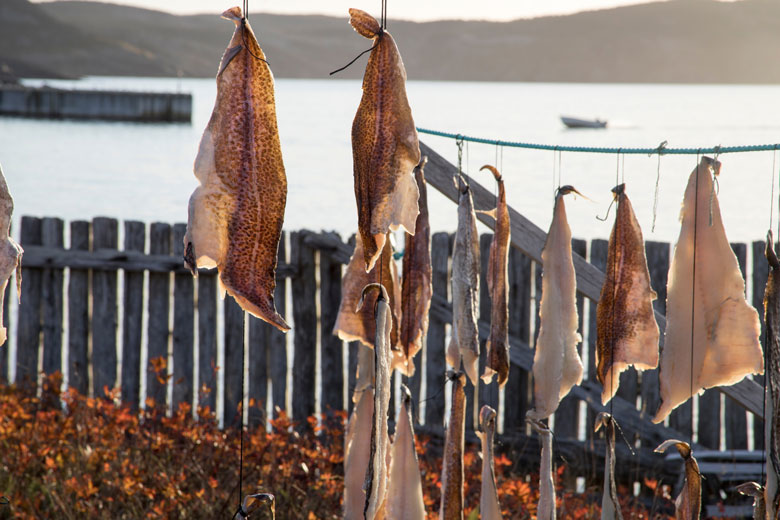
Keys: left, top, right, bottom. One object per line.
{"left": 386, "top": 389, "right": 426, "bottom": 519}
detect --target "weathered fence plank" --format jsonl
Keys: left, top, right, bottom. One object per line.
{"left": 291, "top": 231, "right": 316, "bottom": 428}
{"left": 17, "top": 216, "right": 42, "bottom": 388}
{"left": 92, "top": 217, "right": 118, "bottom": 398}
{"left": 68, "top": 221, "right": 90, "bottom": 394}
{"left": 197, "top": 272, "right": 218, "bottom": 414}
{"left": 504, "top": 247, "right": 532, "bottom": 433}
{"left": 121, "top": 221, "right": 145, "bottom": 409}
{"left": 320, "top": 233, "right": 344, "bottom": 414}
{"left": 172, "top": 224, "right": 194, "bottom": 411}
{"left": 586, "top": 239, "right": 608, "bottom": 440}
{"left": 270, "top": 236, "right": 288, "bottom": 416}
{"left": 41, "top": 217, "right": 63, "bottom": 376}
{"left": 752, "top": 239, "right": 768, "bottom": 451}
{"left": 478, "top": 233, "right": 497, "bottom": 424}
{"left": 425, "top": 232, "right": 449, "bottom": 427}
{"left": 640, "top": 241, "right": 668, "bottom": 424}
{"left": 248, "top": 315, "right": 268, "bottom": 427}
{"left": 146, "top": 222, "right": 170, "bottom": 407}
{"left": 725, "top": 242, "right": 748, "bottom": 449}
{"left": 223, "top": 295, "right": 244, "bottom": 428}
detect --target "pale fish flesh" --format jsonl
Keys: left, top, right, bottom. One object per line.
{"left": 764, "top": 230, "right": 780, "bottom": 519}
{"left": 399, "top": 157, "right": 433, "bottom": 377}
{"left": 529, "top": 418, "right": 556, "bottom": 520}
{"left": 477, "top": 405, "right": 502, "bottom": 520}
{"left": 440, "top": 371, "right": 466, "bottom": 520}
{"left": 527, "top": 187, "right": 583, "bottom": 421}
{"left": 737, "top": 482, "right": 766, "bottom": 520}
{"left": 654, "top": 440, "right": 701, "bottom": 520}
{"left": 447, "top": 175, "right": 481, "bottom": 386}
{"left": 357, "top": 284, "right": 393, "bottom": 520}
{"left": 654, "top": 158, "right": 763, "bottom": 423}
{"left": 479, "top": 165, "right": 511, "bottom": 387}
{"left": 594, "top": 413, "right": 623, "bottom": 520}
{"left": 344, "top": 344, "right": 375, "bottom": 463}
{"left": 344, "top": 383, "right": 375, "bottom": 519}
{"left": 596, "top": 184, "right": 659, "bottom": 405}
{"left": 350, "top": 8, "right": 421, "bottom": 272}
{"left": 386, "top": 385, "right": 426, "bottom": 519}
{"left": 184, "top": 7, "right": 288, "bottom": 332}
{"left": 0, "top": 164, "right": 22, "bottom": 345}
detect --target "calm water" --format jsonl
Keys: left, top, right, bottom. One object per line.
{"left": 2, "top": 76, "right": 780, "bottom": 245}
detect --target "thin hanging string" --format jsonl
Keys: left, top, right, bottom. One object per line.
{"left": 651, "top": 141, "right": 667, "bottom": 232}
{"left": 557, "top": 149, "right": 562, "bottom": 188}
{"left": 761, "top": 150, "right": 777, "bottom": 487}
{"left": 689, "top": 151, "right": 701, "bottom": 428}
{"left": 330, "top": 0, "right": 386, "bottom": 76}
{"left": 231, "top": 312, "right": 247, "bottom": 519}
{"left": 551, "top": 148, "right": 557, "bottom": 201}
{"left": 238, "top": 1, "right": 270, "bottom": 65}
{"left": 381, "top": 0, "right": 388, "bottom": 30}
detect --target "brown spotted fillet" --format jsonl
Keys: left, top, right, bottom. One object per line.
{"left": 764, "top": 230, "right": 780, "bottom": 519}
{"left": 399, "top": 157, "right": 432, "bottom": 377}
{"left": 184, "top": 7, "right": 288, "bottom": 332}
{"left": 350, "top": 8, "right": 421, "bottom": 273}
{"left": 440, "top": 371, "right": 466, "bottom": 520}
{"left": 596, "top": 184, "right": 659, "bottom": 405}
{"left": 479, "top": 165, "right": 510, "bottom": 387}
{"left": 0, "top": 164, "right": 22, "bottom": 346}
{"left": 655, "top": 440, "right": 701, "bottom": 520}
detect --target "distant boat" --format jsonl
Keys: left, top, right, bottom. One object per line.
{"left": 561, "top": 115, "right": 607, "bottom": 129}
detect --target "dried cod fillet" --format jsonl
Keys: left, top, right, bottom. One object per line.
{"left": 477, "top": 405, "right": 502, "bottom": 520}
{"left": 333, "top": 234, "right": 401, "bottom": 353}
{"left": 655, "top": 440, "right": 701, "bottom": 520}
{"left": 596, "top": 184, "right": 659, "bottom": 405}
{"left": 440, "top": 371, "right": 466, "bottom": 520}
{"left": 764, "top": 231, "right": 780, "bottom": 519}
{"left": 594, "top": 413, "right": 623, "bottom": 520}
{"left": 479, "top": 165, "right": 510, "bottom": 387}
{"left": 653, "top": 158, "right": 763, "bottom": 423}
{"left": 527, "top": 187, "right": 583, "bottom": 421}
{"left": 447, "top": 175, "right": 481, "bottom": 386}
{"left": 386, "top": 385, "right": 425, "bottom": 520}
{"left": 357, "top": 284, "right": 393, "bottom": 520}
{"left": 350, "top": 8, "right": 421, "bottom": 272}
{"left": 0, "top": 164, "right": 21, "bottom": 346}
{"left": 399, "top": 157, "right": 432, "bottom": 377}
{"left": 528, "top": 419, "right": 556, "bottom": 520}
{"left": 345, "top": 344, "right": 375, "bottom": 458}
{"left": 184, "top": 7, "right": 288, "bottom": 332}
{"left": 737, "top": 482, "right": 766, "bottom": 520}
{"left": 344, "top": 384, "right": 374, "bottom": 519}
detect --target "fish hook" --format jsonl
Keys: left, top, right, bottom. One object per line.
{"left": 595, "top": 184, "right": 623, "bottom": 221}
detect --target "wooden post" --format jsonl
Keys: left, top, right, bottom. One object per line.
{"left": 640, "top": 241, "right": 668, "bottom": 426}
{"left": 504, "top": 247, "right": 532, "bottom": 432}
{"left": 752, "top": 239, "right": 768, "bottom": 451}
{"left": 319, "top": 233, "right": 344, "bottom": 414}
{"left": 270, "top": 236, "right": 288, "bottom": 416}
{"left": 197, "top": 272, "right": 218, "bottom": 414}
{"left": 223, "top": 295, "right": 244, "bottom": 428}
{"left": 585, "top": 239, "right": 608, "bottom": 444}
{"left": 478, "top": 233, "right": 497, "bottom": 425}
{"left": 172, "top": 224, "right": 194, "bottom": 412}
{"left": 92, "top": 217, "right": 118, "bottom": 399}
{"left": 121, "top": 221, "right": 145, "bottom": 409}
{"left": 41, "top": 217, "right": 63, "bottom": 376}
{"left": 16, "top": 216, "right": 42, "bottom": 389}
{"left": 68, "top": 221, "right": 90, "bottom": 395}
{"left": 425, "top": 232, "right": 449, "bottom": 427}
{"left": 248, "top": 314, "right": 268, "bottom": 427}
{"left": 146, "top": 222, "right": 171, "bottom": 408}
{"left": 291, "top": 231, "right": 316, "bottom": 428}
{"left": 725, "top": 242, "right": 748, "bottom": 449}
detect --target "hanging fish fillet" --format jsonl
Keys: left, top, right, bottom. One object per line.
{"left": 399, "top": 157, "right": 432, "bottom": 377}
{"left": 345, "top": 344, "right": 375, "bottom": 464}
{"left": 448, "top": 175, "right": 481, "bottom": 386}
{"left": 477, "top": 405, "right": 502, "bottom": 520}
{"left": 528, "top": 419, "right": 556, "bottom": 520}
{"left": 764, "top": 231, "right": 780, "bottom": 519}
{"left": 479, "top": 165, "right": 511, "bottom": 387}
{"left": 386, "top": 385, "right": 426, "bottom": 519}
{"left": 333, "top": 234, "right": 401, "bottom": 353}
{"left": 440, "top": 371, "right": 466, "bottom": 520}
{"left": 736, "top": 482, "right": 766, "bottom": 520}
{"left": 0, "top": 164, "right": 22, "bottom": 345}
{"left": 527, "top": 187, "right": 583, "bottom": 421}
{"left": 594, "top": 413, "right": 623, "bottom": 520}
{"left": 183, "top": 7, "right": 289, "bottom": 332}
{"left": 350, "top": 8, "right": 421, "bottom": 272}
{"left": 357, "top": 284, "right": 393, "bottom": 520}
{"left": 596, "top": 184, "right": 659, "bottom": 405}
{"left": 655, "top": 440, "right": 701, "bottom": 520}
{"left": 344, "top": 384, "right": 375, "bottom": 519}
{"left": 654, "top": 158, "right": 763, "bottom": 423}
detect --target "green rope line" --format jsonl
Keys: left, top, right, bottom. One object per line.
{"left": 417, "top": 127, "right": 780, "bottom": 155}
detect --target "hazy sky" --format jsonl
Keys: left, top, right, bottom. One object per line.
{"left": 32, "top": 0, "right": 670, "bottom": 21}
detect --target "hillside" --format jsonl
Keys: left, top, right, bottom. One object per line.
{"left": 3, "top": 0, "right": 780, "bottom": 82}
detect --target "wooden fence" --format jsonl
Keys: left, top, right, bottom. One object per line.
{"left": 0, "top": 215, "right": 769, "bottom": 486}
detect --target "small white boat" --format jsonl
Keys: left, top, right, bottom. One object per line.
{"left": 561, "top": 116, "right": 607, "bottom": 129}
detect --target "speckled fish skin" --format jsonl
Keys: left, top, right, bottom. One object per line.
{"left": 764, "top": 231, "right": 780, "bottom": 519}
{"left": 596, "top": 185, "right": 659, "bottom": 405}
{"left": 529, "top": 419, "right": 556, "bottom": 520}
{"left": 737, "top": 482, "right": 766, "bottom": 520}
{"left": 350, "top": 8, "right": 421, "bottom": 273}
{"left": 595, "top": 413, "right": 623, "bottom": 520}
{"left": 0, "top": 164, "right": 22, "bottom": 346}
{"left": 440, "top": 371, "right": 466, "bottom": 520}
{"left": 184, "top": 7, "right": 288, "bottom": 332}
{"left": 386, "top": 385, "right": 426, "bottom": 520}
{"left": 479, "top": 165, "right": 510, "bottom": 387}
{"left": 655, "top": 440, "right": 701, "bottom": 520}
{"left": 399, "top": 157, "right": 432, "bottom": 377}
{"left": 357, "top": 283, "right": 393, "bottom": 520}
{"left": 527, "top": 187, "right": 583, "bottom": 421}
{"left": 654, "top": 158, "right": 763, "bottom": 423}
{"left": 477, "top": 405, "right": 502, "bottom": 520}
{"left": 333, "top": 234, "right": 401, "bottom": 353}
{"left": 447, "top": 175, "right": 481, "bottom": 387}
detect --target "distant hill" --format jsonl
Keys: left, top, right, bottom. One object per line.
{"left": 3, "top": 0, "right": 780, "bottom": 83}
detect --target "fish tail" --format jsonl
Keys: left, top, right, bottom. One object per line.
{"left": 480, "top": 164, "right": 502, "bottom": 183}
{"left": 221, "top": 6, "right": 243, "bottom": 24}
{"left": 349, "top": 8, "right": 382, "bottom": 39}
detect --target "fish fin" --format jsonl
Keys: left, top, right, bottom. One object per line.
{"left": 348, "top": 8, "right": 382, "bottom": 39}
{"left": 481, "top": 366, "right": 496, "bottom": 384}
{"left": 476, "top": 208, "right": 498, "bottom": 220}
{"left": 218, "top": 45, "right": 243, "bottom": 76}
{"left": 221, "top": 6, "right": 243, "bottom": 22}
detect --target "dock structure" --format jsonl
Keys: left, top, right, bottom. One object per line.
{"left": 0, "top": 85, "right": 192, "bottom": 122}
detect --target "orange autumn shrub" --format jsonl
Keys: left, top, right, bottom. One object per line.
{"left": 0, "top": 374, "right": 669, "bottom": 519}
